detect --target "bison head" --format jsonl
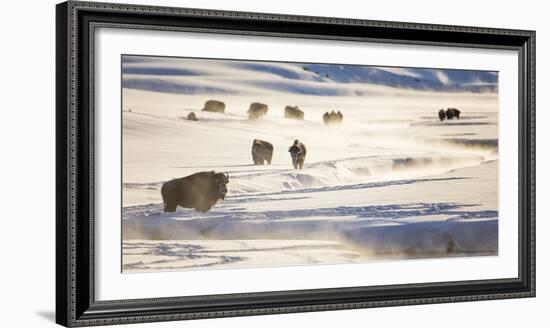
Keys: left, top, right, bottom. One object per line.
{"left": 289, "top": 144, "right": 302, "bottom": 160}
{"left": 212, "top": 172, "right": 229, "bottom": 200}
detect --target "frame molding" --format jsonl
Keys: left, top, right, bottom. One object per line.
{"left": 56, "top": 1, "right": 535, "bottom": 326}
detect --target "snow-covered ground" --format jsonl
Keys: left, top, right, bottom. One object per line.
{"left": 122, "top": 56, "right": 499, "bottom": 273}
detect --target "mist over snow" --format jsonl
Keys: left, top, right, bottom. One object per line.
{"left": 121, "top": 55, "right": 499, "bottom": 272}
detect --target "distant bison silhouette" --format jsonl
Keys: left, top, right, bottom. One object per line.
{"left": 251, "top": 139, "right": 274, "bottom": 165}
{"left": 438, "top": 109, "right": 446, "bottom": 121}
{"left": 323, "top": 110, "right": 343, "bottom": 125}
{"left": 284, "top": 106, "right": 304, "bottom": 120}
{"left": 187, "top": 112, "right": 198, "bottom": 121}
{"left": 161, "top": 171, "right": 229, "bottom": 213}
{"left": 438, "top": 108, "right": 461, "bottom": 121}
{"left": 202, "top": 100, "right": 225, "bottom": 113}
{"left": 289, "top": 139, "right": 307, "bottom": 169}
{"left": 247, "top": 102, "right": 268, "bottom": 120}
{"left": 446, "top": 108, "right": 460, "bottom": 119}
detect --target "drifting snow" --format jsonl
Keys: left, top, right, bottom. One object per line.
{"left": 123, "top": 239, "right": 359, "bottom": 272}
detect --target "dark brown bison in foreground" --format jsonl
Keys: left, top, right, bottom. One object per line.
{"left": 446, "top": 108, "right": 460, "bottom": 119}
{"left": 289, "top": 139, "right": 307, "bottom": 169}
{"left": 251, "top": 139, "right": 274, "bottom": 165}
{"left": 284, "top": 106, "right": 304, "bottom": 120}
{"left": 323, "top": 110, "right": 343, "bottom": 125}
{"left": 438, "top": 109, "right": 446, "bottom": 121}
{"left": 247, "top": 102, "right": 268, "bottom": 120}
{"left": 161, "top": 171, "right": 229, "bottom": 213}
{"left": 187, "top": 112, "right": 198, "bottom": 121}
{"left": 202, "top": 100, "right": 225, "bottom": 113}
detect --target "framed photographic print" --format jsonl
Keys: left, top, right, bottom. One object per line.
{"left": 56, "top": 1, "right": 535, "bottom": 326}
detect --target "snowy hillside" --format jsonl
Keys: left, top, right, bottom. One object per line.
{"left": 122, "top": 56, "right": 499, "bottom": 96}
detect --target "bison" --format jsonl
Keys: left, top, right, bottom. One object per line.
{"left": 247, "top": 102, "right": 268, "bottom": 120}
{"left": 202, "top": 100, "right": 225, "bottom": 113}
{"left": 187, "top": 112, "right": 198, "bottom": 121}
{"left": 251, "top": 139, "right": 274, "bottom": 165}
{"left": 284, "top": 106, "right": 304, "bottom": 120}
{"left": 445, "top": 108, "right": 460, "bottom": 120}
{"left": 161, "top": 171, "right": 229, "bottom": 213}
{"left": 322, "top": 112, "right": 330, "bottom": 125}
{"left": 438, "top": 109, "right": 446, "bottom": 121}
{"left": 323, "top": 110, "right": 343, "bottom": 125}
{"left": 288, "top": 139, "right": 307, "bottom": 169}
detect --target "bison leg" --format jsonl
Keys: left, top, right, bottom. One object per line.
{"left": 161, "top": 184, "right": 178, "bottom": 213}
{"left": 164, "top": 202, "right": 177, "bottom": 213}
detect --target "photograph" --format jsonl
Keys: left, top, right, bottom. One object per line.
{"left": 121, "top": 55, "right": 500, "bottom": 273}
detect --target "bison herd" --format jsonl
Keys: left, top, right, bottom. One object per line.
{"left": 161, "top": 138, "right": 308, "bottom": 213}
{"left": 186, "top": 99, "right": 343, "bottom": 124}
{"left": 160, "top": 100, "right": 463, "bottom": 213}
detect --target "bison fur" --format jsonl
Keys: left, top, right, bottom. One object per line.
{"left": 247, "top": 102, "right": 268, "bottom": 120}
{"left": 202, "top": 100, "right": 225, "bottom": 113}
{"left": 161, "top": 171, "right": 229, "bottom": 213}
{"left": 284, "top": 106, "right": 304, "bottom": 120}
{"left": 288, "top": 139, "right": 307, "bottom": 169}
{"left": 251, "top": 139, "right": 274, "bottom": 165}
{"left": 445, "top": 108, "right": 460, "bottom": 120}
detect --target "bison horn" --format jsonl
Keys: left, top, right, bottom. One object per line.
{"left": 225, "top": 172, "right": 229, "bottom": 180}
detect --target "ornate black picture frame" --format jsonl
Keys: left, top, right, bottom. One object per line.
{"left": 56, "top": 1, "right": 535, "bottom": 326}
